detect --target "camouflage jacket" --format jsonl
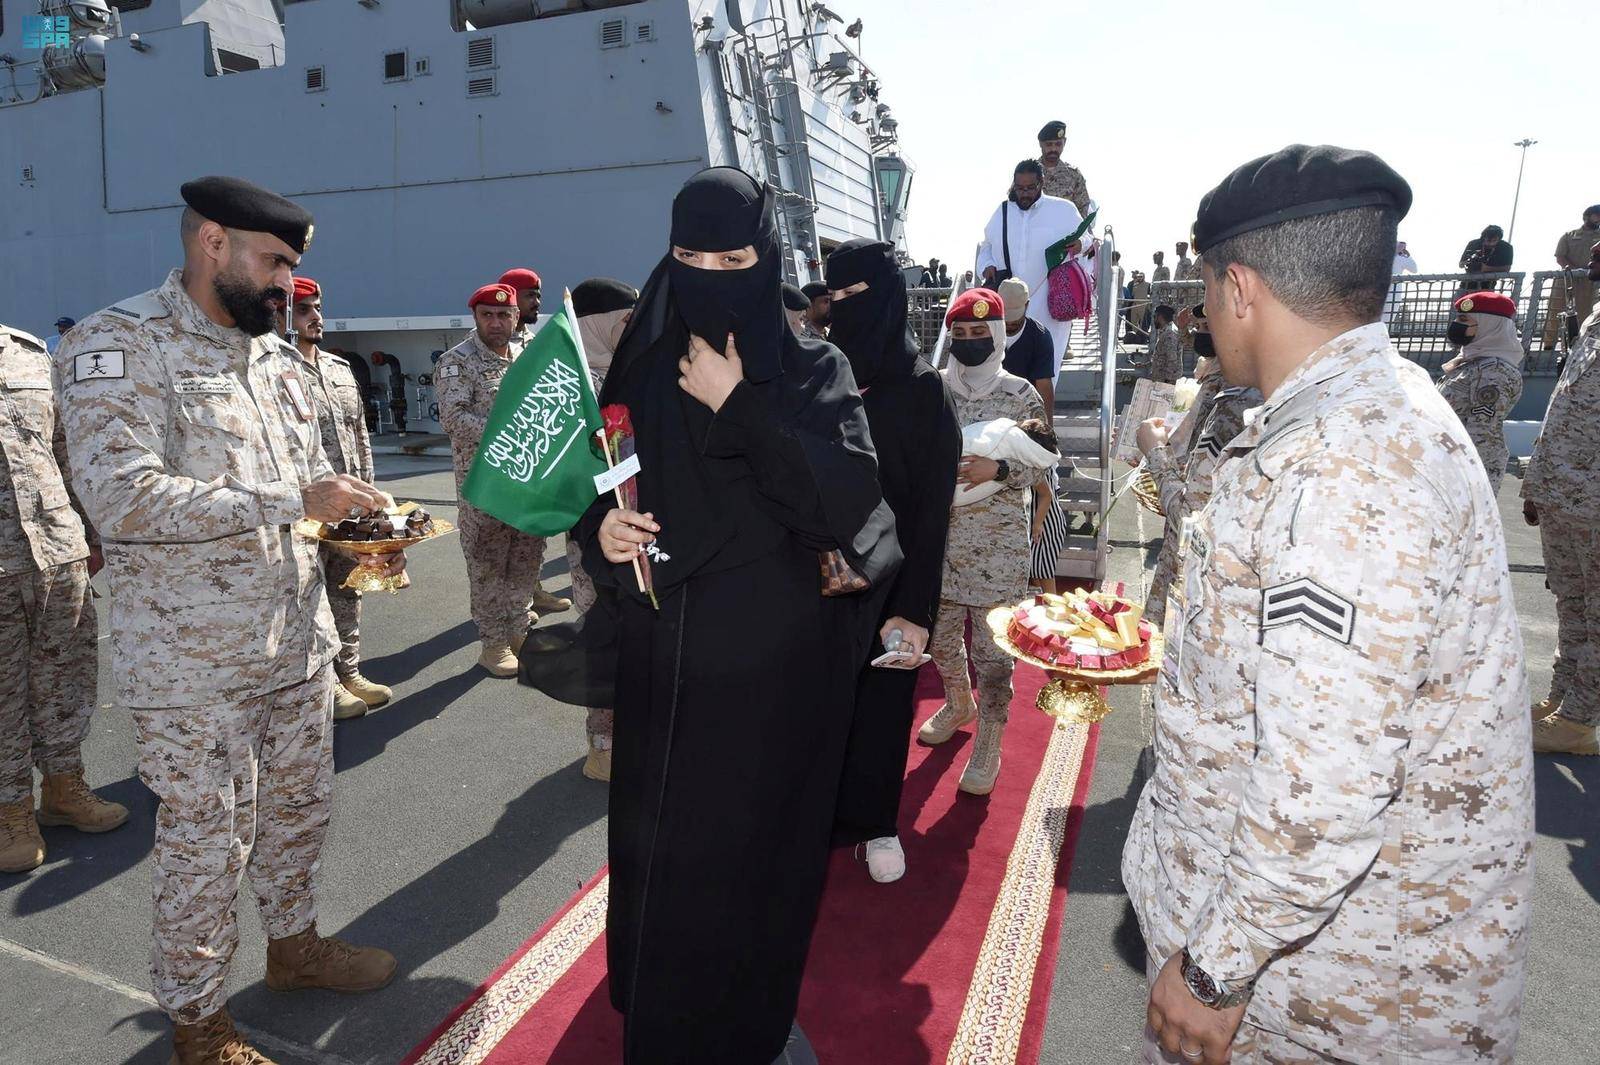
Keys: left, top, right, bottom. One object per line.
{"left": 296, "top": 345, "right": 373, "bottom": 484}
{"left": 435, "top": 330, "right": 523, "bottom": 486}
{"left": 1039, "top": 160, "right": 1091, "bottom": 216}
{"left": 1173, "top": 256, "right": 1197, "bottom": 282}
{"left": 55, "top": 269, "right": 338, "bottom": 708}
{"left": 1523, "top": 307, "right": 1600, "bottom": 519}
{"left": 1123, "top": 324, "right": 1532, "bottom": 1062}
{"left": 1150, "top": 381, "right": 1262, "bottom": 522}
{"left": 0, "top": 325, "right": 94, "bottom": 575}
{"left": 941, "top": 376, "right": 1047, "bottom": 606}
{"left": 1438, "top": 356, "right": 1522, "bottom": 479}
{"left": 1148, "top": 325, "right": 1182, "bottom": 384}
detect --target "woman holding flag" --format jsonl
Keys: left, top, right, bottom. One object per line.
{"left": 584, "top": 167, "right": 900, "bottom": 1063}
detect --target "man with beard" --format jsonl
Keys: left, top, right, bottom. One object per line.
{"left": 1525, "top": 237, "right": 1600, "bottom": 750}
{"left": 498, "top": 267, "right": 543, "bottom": 345}
{"left": 437, "top": 283, "right": 570, "bottom": 678}
{"left": 826, "top": 238, "right": 960, "bottom": 883}
{"left": 565, "top": 276, "right": 639, "bottom": 782}
{"left": 287, "top": 277, "right": 389, "bottom": 720}
{"left": 55, "top": 176, "right": 404, "bottom": 1065}
{"left": 1036, "top": 119, "right": 1091, "bottom": 216}
{"left": 801, "top": 281, "right": 831, "bottom": 339}
{"left": 978, "top": 159, "right": 1086, "bottom": 375}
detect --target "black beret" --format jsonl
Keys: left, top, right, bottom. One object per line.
{"left": 180, "top": 175, "right": 315, "bottom": 255}
{"left": 571, "top": 277, "right": 639, "bottom": 317}
{"left": 781, "top": 283, "right": 811, "bottom": 312}
{"left": 1191, "top": 144, "right": 1411, "bottom": 254}
{"left": 801, "top": 282, "right": 829, "bottom": 301}
{"left": 1037, "top": 120, "right": 1066, "bottom": 141}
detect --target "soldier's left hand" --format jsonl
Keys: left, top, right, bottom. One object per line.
{"left": 680, "top": 333, "right": 745, "bottom": 413}
{"left": 957, "top": 456, "right": 1000, "bottom": 486}
{"left": 87, "top": 545, "right": 105, "bottom": 578}
{"left": 1147, "top": 953, "right": 1247, "bottom": 1065}
{"left": 1136, "top": 417, "right": 1169, "bottom": 456}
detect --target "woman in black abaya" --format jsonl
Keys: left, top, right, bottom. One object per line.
{"left": 581, "top": 168, "right": 900, "bottom": 1064}
{"left": 825, "top": 239, "right": 962, "bottom": 883}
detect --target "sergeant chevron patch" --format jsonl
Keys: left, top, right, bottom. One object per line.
{"left": 1471, "top": 403, "right": 1495, "bottom": 419}
{"left": 1196, "top": 431, "right": 1223, "bottom": 459}
{"left": 1261, "top": 578, "right": 1354, "bottom": 644}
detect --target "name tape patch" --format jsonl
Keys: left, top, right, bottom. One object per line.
{"left": 74, "top": 350, "right": 125, "bottom": 382}
{"left": 175, "top": 376, "right": 236, "bottom": 395}
{"left": 593, "top": 452, "right": 642, "bottom": 495}
{"left": 1261, "top": 578, "right": 1355, "bottom": 645}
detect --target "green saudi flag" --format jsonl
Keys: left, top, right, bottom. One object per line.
{"left": 462, "top": 299, "right": 608, "bottom": 537}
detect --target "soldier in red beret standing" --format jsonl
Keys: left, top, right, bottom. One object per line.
{"left": 499, "top": 267, "right": 542, "bottom": 346}
{"left": 437, "top": 284, "right": 570, "bottom": 676}
{"left": 1437, "top": 291, "right": 1525, "bottom": 497}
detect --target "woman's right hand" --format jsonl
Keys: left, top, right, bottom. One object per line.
{"left": 600, "top": 509, "right": 661, "bottom": 563}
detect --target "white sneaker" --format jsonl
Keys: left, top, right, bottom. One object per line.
{"left": 862, "top": 835, "right": 906, "bottom": 884}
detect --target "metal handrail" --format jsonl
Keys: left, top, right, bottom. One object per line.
{"left": 1096, "top": 230, "right": 1117, "bottom": 531}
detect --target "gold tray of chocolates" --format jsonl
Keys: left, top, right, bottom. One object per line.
{"left": 295, "top": 501, "right": 454, "bottom": 593}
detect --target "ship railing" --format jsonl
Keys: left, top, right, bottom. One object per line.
{"left": 1143, "top": 271, "right": 1582, "bottom": 376}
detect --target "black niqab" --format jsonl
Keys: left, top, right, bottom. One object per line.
{"left": 594, "top": 167, "right": 898, "bottom": 604}
{"left": 824, "top": 238, "right": 921, "bottom": 390}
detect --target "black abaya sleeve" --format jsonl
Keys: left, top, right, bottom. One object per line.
{"left": 881, "top": 373, "right": 961, "bottom": 630}
{"left": 703, "top": 347, "right": 901, "bottom": 587}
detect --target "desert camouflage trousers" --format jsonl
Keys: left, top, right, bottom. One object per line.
{"left": 320, "top": 547, "right": 363, "bottom": 679}
{"left": 0, "top": 561, "right": 97, "bottom": 803}
{"left": 131, "top": 664, "right": 335, "bottom": 1023}
{"left": 1543, "top": 510, "right": 1600, "bottom": 725}
{"left": 565, "top": 538, "right": 613, "bottom": 744}
{"left": 459, "top": 501, "right": 545, "bottom": 646}
{"left": 929, "top": 599, "right": 1016, "bottom": 725}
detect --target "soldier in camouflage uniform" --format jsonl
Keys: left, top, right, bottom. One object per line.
{"left": 436, "top": 283, "right": 570, "bottom": 678}
{"left": 1524, "top": 237, "right": 1600, "bottom": 752}
{"left": 0, "top": 323, "right": 128, "bottom": 875}
{"left": 1036, "top": 120, "right": 1092, "bottom": 216}
{"left": 1147, "top": 305, "right": 1183, "bottom": 384}
{"left": 1172, "top": 243, "right": 1197, "bottom": 283}
{"left": 1127, "top": 147, "right": 1532, "bottom": 1065}
{"left": 1436, "top": 291, "right": 1525, "bottom": 498}
{"left": 55, "top": 177, "right": 399, "bottom": 1065}
{"left": 1139, "top": 310, "right": 1263, "bottom": 625}
{"left": 918, "top": 291, "right": 1046, "bottom": 796}
{"left": 288, "top": 277, "right": 390, "bottom": 721}
{"left": 500, "top": 267, "right": 543, "bottom": 347}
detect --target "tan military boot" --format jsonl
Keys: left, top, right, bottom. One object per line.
{"left": 168, "top": 1007, "right": 277, "bottom": 1065}
{"left": 0, "top": 797, "right": 46, "bottom": 873}
{"left": 582, "top": 737, "right": 612, "bottom": 783}
{"left": 38, "top": 771, "right": 129, "bottom": 833}
{"left": 265, "top": 926, "right": 396, "bottom": 993}
{"left": 332, "top": 683, "right": 369, "bottom": 721}
{"left": 957, "top": 715, "right": 1005, "bottom": 796}
{"left": 1532, "top": 714, "right": 1599, "bottom": 756}
{"left": 477, "top": 642, "right": 518, "bottom": 678}
{"left": 1532, "top": 691, "right": 1564, "bottom": 722}
{"left": 529, "top": 588, "right": 572, "bottom": 616}
{"left": 918, "top": 701, "right": 977, "bottom": 745}
{"left": 341, "top": 673, "right": 392, "bottom": 709}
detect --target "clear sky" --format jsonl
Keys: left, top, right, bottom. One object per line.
{"left": 845, "top": 0, "right": 1593, "bottom": 279}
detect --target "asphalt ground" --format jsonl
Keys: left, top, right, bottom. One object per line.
{"left": 1, "top": 455, "right": 1593, "bottom": 1064}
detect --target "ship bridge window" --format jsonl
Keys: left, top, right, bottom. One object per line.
{"left": 217, "top": 49, "right": 261, "bottom": 75}
{"left": 451, "top": 0, "right": 650, "bottom": 33}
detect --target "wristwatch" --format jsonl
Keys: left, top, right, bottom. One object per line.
{"left": 994, "top": 459, "right": 1011, "bottom": 482}
{"left": 1180, "top": 949, "right": 1253, "bottom": 1010}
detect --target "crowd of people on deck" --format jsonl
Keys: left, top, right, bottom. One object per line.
{"left": 2, "top": 121, "right": 1598, "bottom": 1065}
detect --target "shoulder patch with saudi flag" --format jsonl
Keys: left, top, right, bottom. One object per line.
{"left": 461, "top": 302, "right": 608, "bottom": 537}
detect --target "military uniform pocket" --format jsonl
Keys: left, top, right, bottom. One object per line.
{"left": 133, "top": 708, "right": 240, "bottom": 876}
{"left": 178, "top": 397, "right": 252, "bottom": 440}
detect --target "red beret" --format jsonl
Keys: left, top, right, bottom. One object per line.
{"left": 469, "top": 283, "right": 517, "bottom": 310}
{"left": 945, "top": 288, "right": 1004, "bottom": 326}
{"left": 291, "top": 276, "right": 320, "bottom": 303}
{"left": 1453, "top": 291, "right": 1516, "bottom": 319}
{"left": 499, "top": 268, "right": 542, "bottom": 292}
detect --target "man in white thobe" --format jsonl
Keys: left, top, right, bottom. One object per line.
{"left": 978, "top": 159, "right": 1085, "bottom": 376}
{"left": 1384, "top": 239, "right": 1420, "bottom": 326}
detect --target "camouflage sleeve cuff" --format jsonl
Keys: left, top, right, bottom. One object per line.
{"left": 1146, "top": 444, "right": 1178, "bottom": 480}
{"left": 1185, "top": 893, "right": 1273, "bottom": 985}
{"left": 257, "top": 479, "right": 306, "bottom": 526}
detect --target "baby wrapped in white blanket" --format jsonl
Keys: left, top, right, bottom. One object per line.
{"left": 954, "top": 417, "right": 1062, "bottom": 506}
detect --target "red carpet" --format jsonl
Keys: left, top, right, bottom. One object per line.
{"left": 405, "top": 664, "right": 1100, "bottom": 1065}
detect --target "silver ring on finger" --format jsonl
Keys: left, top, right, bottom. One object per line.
{"left": 1181, "top": 1046, "right": 1204, "bottom": 1061}
{"left": 348, "top": 506, "right": 362, "bottom": 518}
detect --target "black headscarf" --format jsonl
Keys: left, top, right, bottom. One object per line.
{"left": 824, "top": 238, "right": 920, "bottom": 389}
{"left": 595, "top": 167, "right": 898, "bottom": 602}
